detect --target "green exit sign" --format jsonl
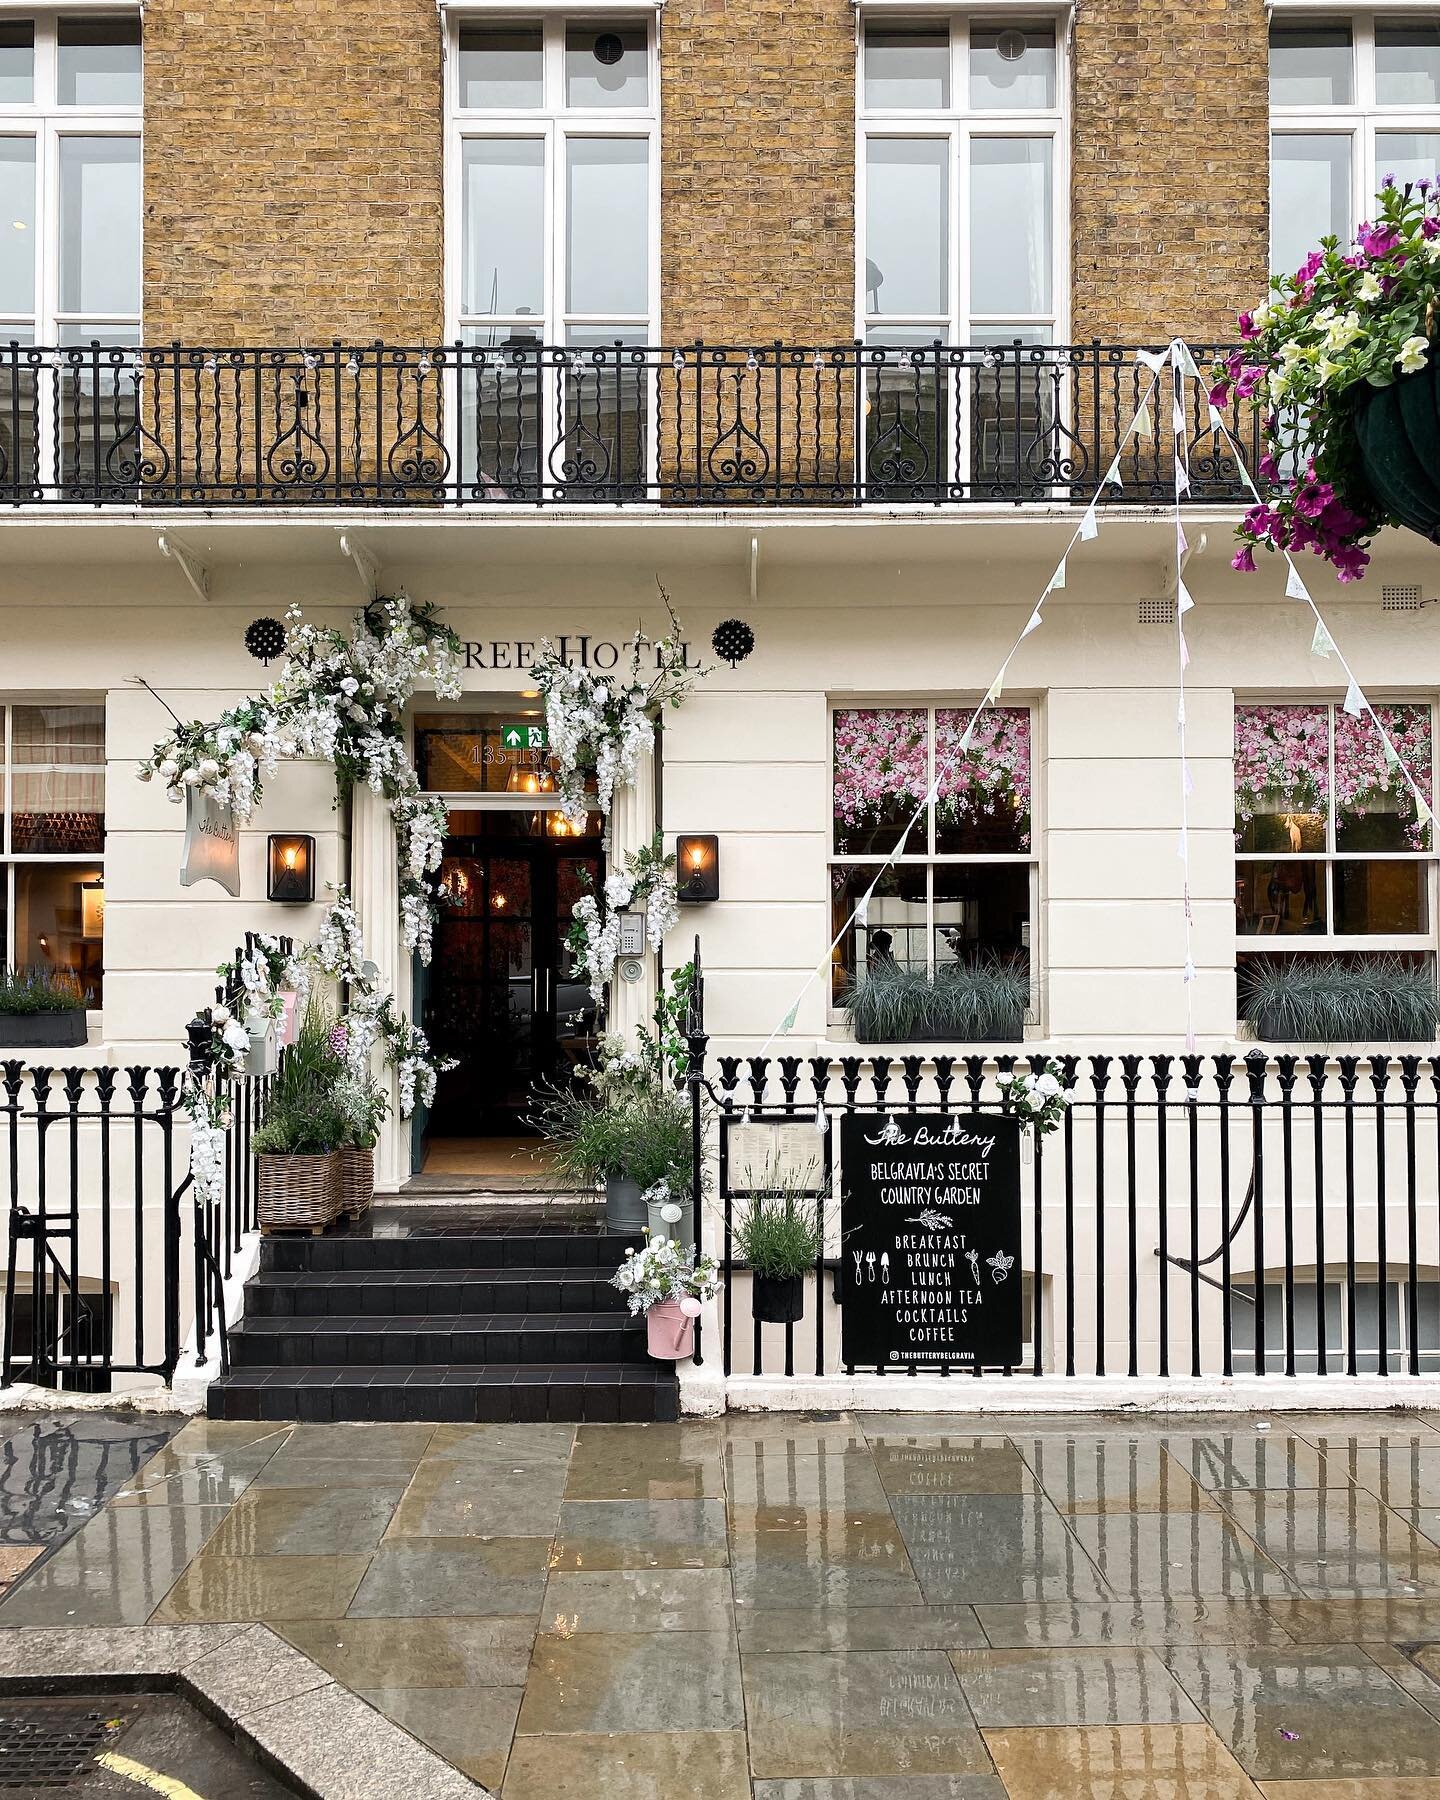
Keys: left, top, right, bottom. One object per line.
{"left": 501, "top": 724, "right": 547, "bottom": 750}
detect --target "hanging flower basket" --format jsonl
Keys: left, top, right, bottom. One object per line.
{"left": 1351, "top": 355, "right": 1440, "bottom": 544}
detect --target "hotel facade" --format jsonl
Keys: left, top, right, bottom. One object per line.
{"left": 3, "top": 0, "right": 1440, "bottom": 1396}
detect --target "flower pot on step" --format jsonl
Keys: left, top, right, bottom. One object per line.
{"left": 258, "top": 1150, "right": 341, "bottom": 1232}
{"left": 646, "top": 1298, "right": 695, "bottom": 1360}
{"left": 606, "top": 1175, "right": 647, "bottom": 1233}
{"left": 340, "top": 1147, "right": 375, "bottom": 1219}
{"left": 752, "top": 1271, "right": 806, "bottom": 1325}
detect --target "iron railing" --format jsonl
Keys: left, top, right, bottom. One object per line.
{"left": 684, "top": 951, "right": 1440, "bottom": 1382}
{"left": 0, "top": 937, "right": 281, "bottom": 1392}
{"left": 0, "top": 340, "right": 1258, "bottom": 508}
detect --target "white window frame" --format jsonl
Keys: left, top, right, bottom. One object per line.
{"left": 1235, "top": 1275, "right": 1440, "bottom": 1373}
{"left": 443, "top": 11, "right": 660, "bottom": 348}
{"left": 1268, "top": 6, "right": 1440, "bottom": 273}
{"left": 1234, "top": 696, "right": 1438, "bottom": 955}
{"left": 826, "top": 697, "right": 1041, "bottom": 1030}
{"left": 0, "top": 7, "right": 142, "bottom": 348}
{"left": 0, "top": 697, "right": 106, "bottom": 1012}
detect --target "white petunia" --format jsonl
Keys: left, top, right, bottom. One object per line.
{"left": 1397, "top": 335, "right": 1429, "bottom": 375}
{"left": 1356, "top": 272, "right": 1383, "bottom": 303}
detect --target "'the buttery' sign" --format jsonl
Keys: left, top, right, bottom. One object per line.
{"left": 840, "top": 1112, "right": 1022, "bottom": 1371}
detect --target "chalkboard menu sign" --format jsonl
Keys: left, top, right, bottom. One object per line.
{"left": 840, "top": 1111, "right": 1022, "bottom": 1371}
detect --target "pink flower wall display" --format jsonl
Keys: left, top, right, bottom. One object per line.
{"left": 832, "top": 709, "right": 928, "bottom": 851}
{"left": 1234, "top": 705, "right": 1329, "bottom": 843}
{"left": 1335, "top": 703, "right": 1433, "bottom": 849}
{"left": 936, "top": 708, "right": 1032, "bottom": 851}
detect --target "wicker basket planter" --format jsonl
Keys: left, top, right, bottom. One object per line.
{"left": 340, "top": 1147, "right": 375, "bottom": 1219}
{"left": 258, "top": 1150, "right": 341, "bottom": 1234}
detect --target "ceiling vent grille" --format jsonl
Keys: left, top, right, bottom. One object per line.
{"left": 1138, "top": 597, "right": 1177, "bottom": 626}
{"left": 1382, "top": 584, "right": 1425, "bottom": 612}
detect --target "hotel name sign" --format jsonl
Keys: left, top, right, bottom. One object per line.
{"left": 459, "top": 636, "right": 696, "bottom": 674}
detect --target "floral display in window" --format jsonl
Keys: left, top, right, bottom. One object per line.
{"left": 1335, "top": 703, "right": 1433, "bottom": 852}
{"left": 935, "top": 707, "right": 1031, "bottom": 853}
{"left": 1234, "top": 704, "right": 1329, "bottom": 851}
{"left": 832, "top": 708, "right": 928, "bottom": 855}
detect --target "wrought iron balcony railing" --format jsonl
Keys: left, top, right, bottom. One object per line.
{"left": 0, "top": 340, "right": 1258, "bottom": 508}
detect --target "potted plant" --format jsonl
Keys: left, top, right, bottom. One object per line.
{"left": 0, "top": 966, "right": 90, "bottom": 1049}
{"left": 733, "top": 1179, "right": 825, "bottom": 1325}
{"left": 253, "top": 1001, "right": 347, "bottom": 1232}
{"left": 1241, "top": 954, "right": 1439, "bottom": 1043}
{"left": 1215, "top": 175, "right": 1440, "bottom": 583}
{"left": 611, "top": 1235, "right": 720, "bottom": 1360}
{"left": 643, "top": 1178, "right": 691, "bottom": 1248}
{"left": 842, "top": 956, "right": 1027, "bottom": 1044}
{"left": 529, "top": 1079, "right": 693, "bottom": 1232}
{"left": 334, "top": 1064, "right": 388, "bottom": 1219}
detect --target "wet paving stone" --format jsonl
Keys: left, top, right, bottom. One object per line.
{"left": 549, "top": 1496, "right": 730, "bottom": 1568}
{"left": 976, "top": 1598, "right": 1301, "bottom": 1648}
{"left": 889, "top": 1493, "right": 1111, "bottom": 1606}
{"left": 357, "top": 1680, "right": 524, "bottom": 1788}
{"left": 0, "top": 1501, "right": 227, "bottom": 1627}
{"left": 349, "top": 1535, "right": 552, "bottom": 1617}
{"left": 1217, "top": 1491, "right": 1440, "bottom": 1596}
{"left": 519, "top": 1628, "right": 744, "bottom": 1733}
{"left": 503, "top": 1728, "right": 753, "bottom": 1799}
{"left": 1066, "top": 1509, "right": 1299, "bottom": 1598}
{"left": 543, "top": 1566, "right": 734, "bottom": 1633}
{"left": 566, "top": 1422, "right": 725, "bottom": 1500}
{"left": 739, "top": 1603, "right": 987, "bottom": 1653}
{"left": 982, "top": 1721, "right": 1262, "bottom": 1797}
{"left": 949, "top": 1646, "right": 1202, "bottom": 1727}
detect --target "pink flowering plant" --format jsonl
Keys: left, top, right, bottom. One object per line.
{"left": 832, "top": 709, "right": 928, "bottom": 852}
{"left": 1335, "top": 702, "right": 1432, "bottom": 849}
{"left": 936, "top": 708, "right": 1031, "bottom": 849}
{"left": 1233, "top": 705, "right": 1330, "bottom": 845}
{"left": 1214, "top": 176, "right": 1440, "bottom": 582}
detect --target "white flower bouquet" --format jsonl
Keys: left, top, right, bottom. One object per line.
{"left": 610, "top": 1235, "right": 720, "bottom": 1318}
{"left": 997, "top": 1059, "right": 1074, "bottom": 1138}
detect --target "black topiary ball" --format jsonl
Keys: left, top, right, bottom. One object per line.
{"left": 711, "top": 618, "right": 755, "bottom": 668}
{"left": 244, "top": 617, "right": 286, "bottom": 666}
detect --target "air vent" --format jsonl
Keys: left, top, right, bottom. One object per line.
{"left": 1382, "top": 584, "right": 1425, "bottom": 612}
{"left": 1137, "top": 598, "right": 1177, "bottom": 626}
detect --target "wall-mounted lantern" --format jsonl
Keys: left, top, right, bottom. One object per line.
{"left": 676, "top": 834, "right": 719, "bottom": 903}
{"left": 267, "top": 834, "right": 315, "bottom": 903}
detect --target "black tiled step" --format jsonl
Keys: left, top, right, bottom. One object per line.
{"left": 228, "top": 1312, "right": 647, "bottom": 1368}
{"left": 206, "top": 1363, "right": 680, "bottom": 1425}
{"left": 258, "top": 1231, "right": 641, "bottom": 1275}
{"left": 245, "top": 1267, "right": 627, "bottom": 1318}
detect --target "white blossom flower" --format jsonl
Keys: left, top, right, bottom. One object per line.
{"left": 1397, "top": 335, "right": 1429, "bottom": 375}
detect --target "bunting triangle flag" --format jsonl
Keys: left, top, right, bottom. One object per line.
{"left": 1417, "top": 792, "right": 1435, "bottom": 829}
{"left": 854, "top": 891, "right": 870, "bottom": 926}
{"left": 1172, "top": 399, "right": 1186, "bottom": 438}
{"left": 1382, "top": 737, "right": 1402, "bottom": 769}
{"left": 1182, "top": 761, "right": 1195, "bottom": 797}
{"left": 1174, "top": 462, "right": 1191, "bottom": 496}
{"left": 1183, "top": 956, "right": 1196, "bottom": 985}
{"left": 1176, "top": 523, "right": 1188, "bottom": 558}
{"left": 983, "top": 671, "right": 1005, "bottom": 706}
{"left": 1178, "top": 631, "right": 1190, "bottom": 671}
{"left": 1136, "top": 348, "right": 1169, "bottom": 372}
{"left": 1079, "top": 504, "right": 1099, "bottom": 541}
{"left": 1177, "top": 826, "right": 1189, "bottom": 861}
{"left": 1343, "top": 677, "right": 1365, "bottom": 717}
{"left": 1178, "top": 579, "right": 1195, "bottom": 614}
{"left": 1104, "top": 458, "right": 1123, "bottom": 488}
{"left": 1021, "top": 605, "right": 1044, "bottom": 638}
{"left": 1310, "top": 619, "right": 1334, "bottom": 659}
{"left": 1048, "top": 557, "right": 1067, "bottom": 592}
{"left": 1134, "top": 399, "right": 1153, "bottom": 440}
{"left": 1173, "top": 341, "right": 1201, "bottom": 378}
{"left": 1208, "top": 404, "right": 1225, "bottom": 431}
{"left": 780, "top": 1002, "right": 799, "bottom": 1033}
{"left": 1177, "top": 697, "right": 1187, "bottom": 727}
{"left": 1285, "top": 562, "right": 1311, "bottom": 602}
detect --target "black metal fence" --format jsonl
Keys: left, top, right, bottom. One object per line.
{"left": 0, "top": 340, "right": 1258, "bottom": 507}
{"left": 685, "top": 961, "right": 1440, "bottom": 1382}
{"left": 0, "top": 938, "right": 279, "bottom": 1392}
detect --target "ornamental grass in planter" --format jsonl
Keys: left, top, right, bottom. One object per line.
{"left": 732, "top": 1176, "right": 827, "bottom": 1325}
{"left": 334, "top": 1070, "right": 388, "bottom": 1219}
{"left": 253, "top": 1001, "right": 347, "bottom": 1232}
{"left": 1241, "top": 954, "right": 1439, "bottom": 1044}
{"left": 528, "top": 1078, "right": 693, "bottom": 1232}
{"left": 842, "top": 957, "right": 1027, "bottom": 1044}
{"left": 0, "top": 966, "right": 89, "bottom": 1050}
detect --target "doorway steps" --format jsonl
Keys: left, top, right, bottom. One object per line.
{"left": 205, "top": 1218, "right": 678, "bottom": 1424}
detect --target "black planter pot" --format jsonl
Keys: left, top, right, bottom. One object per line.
{"left": 1353, "top": 358, "right": 1440, "bottom": 543}
{"left": 0, "top": 1010, "right": 87, "bottom": 1049}
{"left": 752, "top": 1272, "right": 806, "bottom": 1325}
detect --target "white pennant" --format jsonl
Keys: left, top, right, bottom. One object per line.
{"left": 1171, "top": 399, "right": 1186, "bottom": 438}
{"left": 780, "top": 1002, "right": 798, "bottom": 1033}
{"left": 1104, "top": 457, "right": 1123, "bottom": 488}
{"left": 983, "top": 671, "right": 1005, "bottom": 706}
{"left": 1079, "top": 504, "right": 1098, "bottom": 542}
{"left": 1177, "top": 826, "right": 1189, "bottom": 861}
{"left": 1344, "top": 677, "right": 1365, "bottom": 717}
{"left": 1284, "top": 562, "right": 1311, "bottom": 602}
{"left": 1183, "top": 761, "right": 1195, "bottom": 797}
{"left": 1134, "top": 400, "right": 1153, "bottom": 440}
{"left": 1382, "top": 737, "right": 1402, "bottom": 769}
{"left": 1021, "top": 605, "right": 1044, "bottom": 638}
{"left": 1417, "top": 792, "right": 1435, "bottom": 829}
{"left": 855, "top": 890, "right": 870, "bottom": 926}
{"left": 1177, "top": 697, "right": 1187, "bottom": 727}
{"left": 1176, "top": 522, "right": 1189, "bottom": 559}
{"left": 1136, "top": 348, "right": 1169, "bottom": 372}
{"left": 1178, "top": 630, "right": 1190, "bottom": 671}
{"left": 1173, "top": 341, "right": 1201, "bottom": 378}
{"left": 1208, "top": 404, "right": 1225, "bottom": 431}
{"left": 1183, "top": 956, "right": 1196, "bottom": 985}
{"left": 1048, "top": 557, "right": 1067, "bottom": 593}
{"left": 1178, "top": 579, "right": 1195, "bottom": 614}
{"left": 1174, "top": 462, "right": 1191, "bottom": 497}
{"left": 1310, "top": 619, "right": 1334, "bottom": 659}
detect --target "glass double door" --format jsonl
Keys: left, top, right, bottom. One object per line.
{"left": 425, "top": 810, "right": 602, "bottom": 1135}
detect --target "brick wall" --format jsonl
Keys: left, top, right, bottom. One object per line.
{"left": 142, "top": 0, "right": 443, "bottom": 343}
{"left": 660, "top": 0, "right": 855, "bottom": 344}
{"left": 1070, "top": 0, "right": 1269, "bottom": 344}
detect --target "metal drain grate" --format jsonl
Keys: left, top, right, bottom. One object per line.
{"left": 0, "top": 1706, "right": 114, "bottom": 1788}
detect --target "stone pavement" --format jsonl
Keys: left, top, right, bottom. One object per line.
{"left": 6, "top": 1410, "right": 1440, "bottom": 1796}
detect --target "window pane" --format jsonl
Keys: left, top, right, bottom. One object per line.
{"left": 461, "top": 138, "right": 545, "bottom": 318}
{"left": 1235, "top": 704, "right": 1329, "bottom": 852}
{"left": 58, "top": 137, "right": 141, "bottom": 316}
{"left": 1416, "top": 1283, "right": 1440, "bottom": 1371}
{"left": 1236, "top": 860, "right": 1328, "bottom": 935}
{"left": 830, "top": 863, "right": 928, "bottom": 1004}
{"left": 13, "top": 863, "right": 104, "bottom": 1003}
{"left": 12, "top": 703, "right": 105, "bottom": 764}
{"left": 0, "top": 21, "right": 33, "bottom": 105}
{"left": 566, "top": 138, "right": 648, "bottom": 315}
{"left": 833, "top": 708, "right": 928, "bottom": 856}
{"left": 864, "top": 24, "right": 949, "bottom": 109}
{"left": 970, "top": 21, "right": 1056, "bottom": 110}
{"left": 1376, "top": 131, "right": 1440, "bottom": 193}
{"left": 1352, "top": 1282, "right": 1403, "bottom": 1373}
{"left": 0, "top": 138, "right": 35, "bottom": 317}
{"left": 565, "top": 24, "right": 648, "bottom": 108}
{"left": 414, "top": 712, "right": 554, "bottom": 795}
{"left": 933, "top": 863, "right": 1030, "bottom": 969}
{"left": 865, "top": 138, "right": 948, "bottom": 317}
{"left": 935, "top": 707, "right": 1031, "bottom": 852}
{"left": 1334, "top": 862, "right": 1429, "bottom": 934}
{"left": 970, "top": 138, "right": 1052, "bottom": 314}
{"left": 562, "top": 328, "right": 647, "bottom": 496}
{"left": 862, "top": 329, "right": 948, "bottom": 499}
{"left": 1271, "top": 135, "right": 1351, "bottom": 276}
{"left": 57, "top": 16, "right": 141, "bottom": 108}
{"left": 457, "top": 25, "right": 543, "bottom": 109}
{"left": 1335, "top": 703, "right": 1432, "bottom": 851}
{"left": 1376, "top": 20, "right": 1440, "bottom": 106}
{"left": 1268, "top": 23, "right": 1352, "bottom": 105}
{"left": 9, "top": 703, "right": 105, "bottom": 855}
{"left": 966, "top": 329, "right": 1057, "bottom": 491}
